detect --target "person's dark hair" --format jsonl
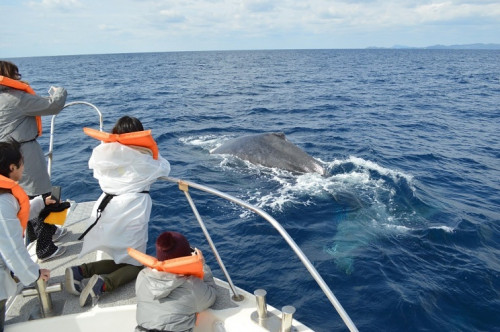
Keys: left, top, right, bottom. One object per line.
{"left": 112, "top": 116, "right": 144, "bottom": 134}
{"left": 0, "top": 140, "right": 23, "bottom": 177}
{"left": 0, "top": 61, "right": 21, "bottom": 80}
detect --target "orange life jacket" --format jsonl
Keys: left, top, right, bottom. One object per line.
{"left": 0, "top": 75, "right": 43, "bottom": 137}
{"left": 83, "top": 127, "right": 159, "bottom": 160}
{"left": 0, "top": 175, "right": 30, "bottom": 233}
{"left": 127, "top": 247, "right": 205, "bottom": 279}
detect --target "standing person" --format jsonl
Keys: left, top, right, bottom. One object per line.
{"left": 65, "top": 116, "right": 171, "bottom": 307}
{"left": 0, "top": 60, "right": 68, "bottom": 260}
{"left": 0, "top": 60, "right": 67, "bottom": 197}
{"left": 132, "top": 231, "right": 217, "bottom": 332}
{"left": 0, "top": 140, "right": 51, "bottom": 332}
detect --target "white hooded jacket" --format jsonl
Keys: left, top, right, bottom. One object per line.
{"left": 79, "top": 142, "right": 170, "bottom": 265}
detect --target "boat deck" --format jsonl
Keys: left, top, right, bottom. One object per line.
{"left": 5, "top": 201, "right": 136, "bottom": 324}
{"left": 5, "top": 201, "right": 240, "bottom": 329}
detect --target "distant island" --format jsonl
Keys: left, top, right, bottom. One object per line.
{"left": 367, "top": 43, "right": 500, "bottom": 50}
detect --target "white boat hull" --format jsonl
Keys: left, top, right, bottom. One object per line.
{"left": 6, "top": 278, "right": 312, "bottom": 332}
{"left": 4, "top": 202, "right": 312, "bottom": 331}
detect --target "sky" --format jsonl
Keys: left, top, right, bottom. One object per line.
{"left": 1, "top": 0, "right": 499, "bottom": 58}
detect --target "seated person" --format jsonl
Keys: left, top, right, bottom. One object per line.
{"left": 132, "top": 231, "right": 217, "bottom": 332}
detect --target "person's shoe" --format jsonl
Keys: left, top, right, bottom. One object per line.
{"left": 52, "top": 227, "right": 68, "bottom": 242}
{"left": 65, "top": 266, "right": 84, "bottom": 295}
{"left": 39, "top": 246, "right": 66, "bottom": 262}
{"left": 79, "top": 274, "right": 105, "bottom": 307}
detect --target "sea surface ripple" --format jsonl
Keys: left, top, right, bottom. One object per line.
{"left": 12, "top": 49, "right": 500, "bottom": 332}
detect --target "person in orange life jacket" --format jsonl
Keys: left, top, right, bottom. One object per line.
{"left": 0, "top": 61, "right": 68, "bottom": 260}
{"left": 0, "top": 141, "right": 52, "bottom": 332}
{"left": 0, "top": 60, "right": 67, "bottom": 197}
{"left": 134, "top": 231, "right": 217, "bottom": 332}
{"left": 65, "top": 116, "right": 171, "bottom": 307}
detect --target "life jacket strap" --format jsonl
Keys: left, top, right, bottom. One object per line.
{"left": 19, "top": 138, "right": 37, "bottom": 144}
{"left": 78, "top": 191, "right": 149, "bottom": 240}
{"left": 136, "top": 326, "right": 173, "bottom": 332}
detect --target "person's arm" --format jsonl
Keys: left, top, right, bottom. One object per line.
{"left": 28, "top": 195, "right": 57, "bottom": 220}
{"left": 17, "top": 87, "right": 67, "bottom": 116}
{"left": 28, "top": 195, "right": 45, "bottom": 220}
{"left": 193, "top": 264, "right": 217, "bottom": 312}
{"left": 201, "top": 263, "right": 216, "bottom": 287}
{"left": 0, "top": 194, "right": 41, "bottom": 285}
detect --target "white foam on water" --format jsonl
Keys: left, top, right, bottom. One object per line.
{"left": 182, "top": 135, "right": 440, "bottom": 273}
{"left": 381, "top": 223, "right": 413, "bottom": 232}
{"left": 180, "top": 134, "right": 227, "bottom": 151}
{"left": 429, "top": 225, "right": 455, "bottom": 233}
{"left": 182, "top": 136, "right": 421, "bottom": 233}
{"left": 328, "top": 155, "right": 415, "bottom": 187}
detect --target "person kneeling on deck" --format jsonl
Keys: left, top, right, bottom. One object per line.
{"left": 64, "top": 116, "right": 171, "bottom": 306}
{"left": 131, "top": 231, "right": 217, "bottom": 332}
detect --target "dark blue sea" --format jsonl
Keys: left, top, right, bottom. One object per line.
{"left": 11, "top": 49, "right": 500, "bottom": 331}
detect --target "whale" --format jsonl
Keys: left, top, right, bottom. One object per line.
{"left": 211, "top": 133, "right": 326, "bottom": 175}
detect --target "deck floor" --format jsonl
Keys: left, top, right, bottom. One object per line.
{"left": 5, "top": 201, "right": 137, "bottom": 325}
{"left": 5, "top": 201, "right": 238, "bottom": 327}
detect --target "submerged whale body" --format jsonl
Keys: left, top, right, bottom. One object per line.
{"left": 211, "top": 133, "right": 326, "bottom": 175}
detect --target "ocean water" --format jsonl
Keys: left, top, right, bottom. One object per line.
{"left": 10, "top": 49, "right": 499, "bottom": 331}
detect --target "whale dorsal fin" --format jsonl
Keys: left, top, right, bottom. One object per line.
{"left": 271, "top": 132, "right": 286, "bottom": 140}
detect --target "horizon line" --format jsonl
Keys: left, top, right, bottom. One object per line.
{"left": 4, "top": 43, "right": 500, "bottom": 59}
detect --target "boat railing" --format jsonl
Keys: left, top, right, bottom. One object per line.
{"left": 160, "top": 177, "right": 358, "bottom": 332}
{"left": 46, "top": 101, "right": 103, "bottom": 177}
{"left": 46, "top": 102, "right": 358, "bottom": 332}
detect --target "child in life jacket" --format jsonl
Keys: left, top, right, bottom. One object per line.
{"left": 0, "top": 140, "right": 51, "bottom": 331}
{"left": 133, "top": 231, "right": 217, "bottom": 332}
{"left": 65, "top": 115, "right": 171, "bottom": 307}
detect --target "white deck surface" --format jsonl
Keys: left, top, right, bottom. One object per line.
{"left": 4, "top": 201, "right": 313, "bottom": 332}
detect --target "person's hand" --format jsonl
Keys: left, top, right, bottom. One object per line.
{"left": 39, "top": 269, "right": 50, "bottom": 282}
{"left": 44, "top": 196, "right": 57, "bottom": 206}
{"left": 38, "top": 200, "right": 70, "bottom": 221}
{"left": 48, "top": 86, "right": 57, "bottom": 96}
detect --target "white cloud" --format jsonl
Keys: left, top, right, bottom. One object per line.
{"left": 1, "top": 0, "right": 499, "bottom": 57}
{"left": 414, "top": 1, "right": 500, "bottom": 23}
{"left": 98, "top": 24, "right": 118, "bottom": 31}
{"left": 243, "top": 0, "right": 276, "bottom": 13}
{"left": 159, "top": 10, "right": 186, "bottom": 23}
{"left": 29, "top": 0, "right": 82, "bottom": 10}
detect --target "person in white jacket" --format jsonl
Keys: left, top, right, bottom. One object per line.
{"left": 64, "top": 116, "right": 171, "bottom": 307}
{"left": 0, "top": 140, "right": 51, "bottom": 332}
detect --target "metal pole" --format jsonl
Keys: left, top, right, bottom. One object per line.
{"left": 161, "top": 176, "right": 358, "bottom": 332}
{"left": 254, "top": 289, "right": 268, "bottom": 320}
{"left": 178, "top": 181, "right": 243, "bottom": 301}
{"left": 47, "top": 115, "right": 56, "bottom": 178}
{"left": 46, "top": 101, "right": 104, "bottom": 177}
{"left": 280, "top": 306, "right": 296, "bottom": 332}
